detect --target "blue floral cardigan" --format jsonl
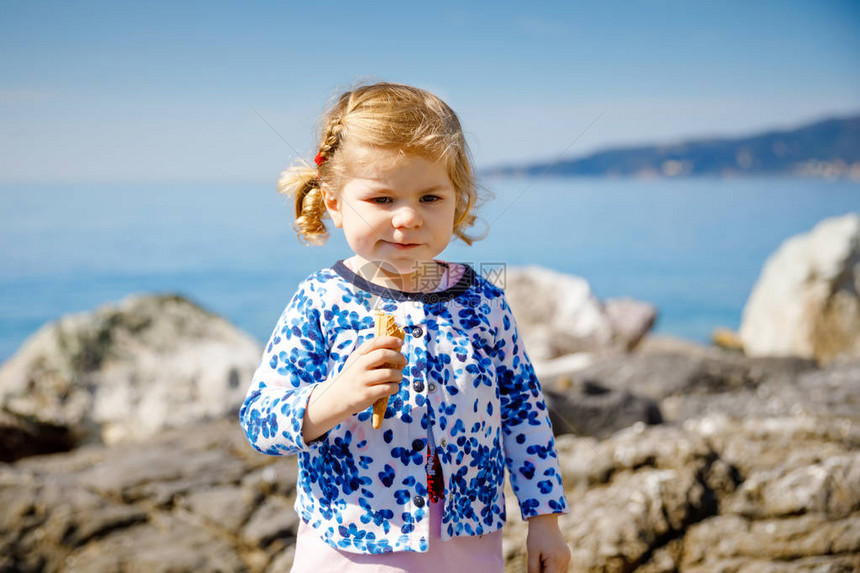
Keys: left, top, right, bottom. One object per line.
{"left": 239, "top": 260, "right": 568, "bottom": 554}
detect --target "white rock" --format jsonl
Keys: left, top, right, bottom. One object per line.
{"left": 504, "top": 266, "right": 654, "bottom": 360}
{"left": 739, "top": 213, "right": 860, "bottom": 364}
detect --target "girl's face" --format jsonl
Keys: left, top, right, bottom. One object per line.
{"left": 323, "top": 145, "right": 457, "bottom": 291}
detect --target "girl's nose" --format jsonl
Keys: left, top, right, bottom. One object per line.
{"left": 391, "top": 204, "right": 422, "bottom": 229}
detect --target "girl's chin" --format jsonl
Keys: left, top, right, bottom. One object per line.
{"left": 357, "top": 254, "right": 436, "bottom": 274}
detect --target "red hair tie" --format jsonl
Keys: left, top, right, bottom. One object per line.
{"left": 314, "top": 152, "right": 327, "bottom": 166}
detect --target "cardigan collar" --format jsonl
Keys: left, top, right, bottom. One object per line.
{"left": 331, "top": 259, "right": 475, "bottom": 303}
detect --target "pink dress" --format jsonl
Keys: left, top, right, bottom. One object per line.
{"left": 289, "top": 259, "right": 505, "bottom": 573}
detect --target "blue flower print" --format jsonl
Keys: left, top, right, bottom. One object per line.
{"left": 238, "top": 262, "right": 568, "bottom": 554}
{"left": 378, "top": 464, "right": 396, "bottom": 487}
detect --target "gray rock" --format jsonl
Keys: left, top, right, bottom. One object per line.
{"left": 686, "top": 413, "right": 860, "bottom": 477}
{"left": 604, "top": 297, "right": 657, "bottom": 351}
{"left": 178, "top": 485, "right": 261, "bottom": 532}
{"left": 241, "top": 496, "right": 299, "bottom": 548}
{"left": 725, "top": 452, "right": 860, "bottom": 519}
{"left": 546, "top": 350, "right": 830, "bottom": 428}
{"left": 0, "top": 418, "right": 298, "bottom": 573}
{"left": 661, "top": 357, "right": 859, "bottom": 424}
{"left": 559, "top": 464, "right": 718, "bottom": 571}
{"left": 0, "top": 293, "right": 262, "bottom": 447}
{"left": 681, "top": 514, "right": 860, "bottom": 567}
{"left": 63, "top": 514, "right": 247, "bottom": 573}
{"left": 0, "top": 466, "right": 148, "bottom": 572}
{"left": 1, "top": 319, "right": 857, "bottom": 572}
{"left": 266, "top": 545, "right": 296, "bottom": 573}
{"left": 544, "top": 380, "right": 661, "bottom": 439}
{"left": 0, "top": 407, "right": 73, "bottom": 462}
{"left": 684, "top": 555, "right": 860, "bottom": 573}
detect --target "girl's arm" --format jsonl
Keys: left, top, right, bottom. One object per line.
{"left": 238, "top": 286, "right": 332, "bottom": 456}
{"left": 493, "top": 293, "right": 571, "bottom": 570}
{"left": 493, "top": 294, "right": 569, "bottom": 519}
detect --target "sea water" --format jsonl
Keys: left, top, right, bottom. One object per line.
{"left": 0, "top": 177, "right": 857, "bottom": 363}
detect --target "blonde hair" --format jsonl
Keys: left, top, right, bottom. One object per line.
{"left": 277, "top": 81, "right": 488, "bottom": 246}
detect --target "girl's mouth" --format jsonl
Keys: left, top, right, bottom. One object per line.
{"left": 389, "top": 242, "right": 420, "bottom": 250}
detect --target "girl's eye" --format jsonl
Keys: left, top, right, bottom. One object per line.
{"left": 421, "top": 195, "right": 441, "bottom": 203}
{"left": 370, "top": 197, "right": 392, "bottom": 204}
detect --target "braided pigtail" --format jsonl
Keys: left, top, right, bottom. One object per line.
{"left": 276, "top": 110, "right": 348, "bottom": 245}
{"left": 315, "top": 116, "right": 344, "bottom": 166}
{"left": 276, "top": 163, "right": 329, "bottom": 245}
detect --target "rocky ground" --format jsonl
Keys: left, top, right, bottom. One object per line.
{"left": 1, "top": 341, "right": 857, "bottom": 572}
{"left": 505, "top": 341, "right": 860, "bottom": 572}
{"left": 2, "top": 214, "right": 858, "bottom": 571}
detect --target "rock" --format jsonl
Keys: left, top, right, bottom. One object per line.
{"left": 725, "top": 452, "right": 860, "bottom": 519}
{"left": 681, "top": 514, "right": 860, "bottom": 569}
{"left": 604, "top": 297, "right": 657, "bottom": 350}
{"left": 266, "top": 546, "right": 296, "bottom": 573}
{"left": 0, "top": 293, "right": 262, "bottom": 447}
{"left": 0, "top": 407, "right": 73, "bottom": 463}
{"left": 497, "top": 424, "right": 741, "bottom": 572}
{"left": 684, "top": 555, "right": 860, "bottom": 573}
{"left": 0, "top": 418, "right": 299, "bottom": 573}
{"left": 557, "top": 351, "right": 758, "bottom": 403}
{"left": 504, "top": 266, "right": 655, "bottom": 360}
{"left": 1, "top": 304, "right": 857, "bottom": 572}
{"left": 0, "top": 466, "right": 149, "bottom": 571}
{"left": 544, "top": 381, "right": 662, "bottom": 439}
{"left": 532, "top": 352, "right": 596, "bottom": 380}
{"left": 241, "top": 496, "right": 300, "bottom": 548}
{"left": 505, "top": 360, "right": 857, "bottom": 573}
{"left": 689, "top": 414, "right": 859, "bottom": 476}
{"left": 547, "top": 349, "right": 826, "bottom": 427}
{"left": 667, "top": 358, "right": 860, "bottom": 431}
{"left": 553, "top": 425, "right": 735, "bottom": 572}
{"left": 177, "top": 485, "right": 261, "bottom": 532}
{"left": 711, "top": 326, "right": 744, "bottom": 351}
{"left": 63, "top": 514, "right": 247, "bottom": 573}
{"left": 739, "top": 213, "right": 860, "bottom": 365}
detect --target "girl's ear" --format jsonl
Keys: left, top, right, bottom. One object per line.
{"left": 322, "top": 187, "right": 343, "bottom": 229}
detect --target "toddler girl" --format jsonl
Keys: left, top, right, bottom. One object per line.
{"left": 239, "top": 82, "right": 570, "bottom": 572}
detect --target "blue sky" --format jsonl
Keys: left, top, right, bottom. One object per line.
{"left": 1, "top": 0, "right": 858, "bottom": 183}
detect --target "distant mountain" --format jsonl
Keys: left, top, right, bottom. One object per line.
{"left": 485, "top": 114, "right": 860, "bottom": 180}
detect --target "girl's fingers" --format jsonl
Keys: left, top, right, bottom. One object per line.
{"left": 364, "top": 380, "right": 400, "bottom": 403}
{"left": 367, "top": 368, "right": 403, "bottom": 385}
{"left": 358, "top": 335, "right": 403, "bottom": 355}
{"left": 364, "top": 348, "right": 407, "bottom": 370}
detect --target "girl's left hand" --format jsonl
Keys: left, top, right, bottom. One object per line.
{"left": 526, "top": 514, "right": 571, "bottom": 573}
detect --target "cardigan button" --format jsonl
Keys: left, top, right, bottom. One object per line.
{"left": 413, "top": 380, "right": 424, "bottom": 392}
{"left": 410, "top": 325, "right": 423, "bottom": 338}
{"left": 412, "top": 439, "right": 424, "bottom": 452}
{"left": 439, "top": 438, "right": 448, "bottom": 448}
{"left": 428, "top": 382, "right": 437, "bottom": 393}
{"left": 413, "top": 496, "right": 425, "bottom": 508}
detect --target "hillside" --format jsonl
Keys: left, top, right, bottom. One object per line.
{"left": 486, "top": 114, "right": 860, "bottom": 179}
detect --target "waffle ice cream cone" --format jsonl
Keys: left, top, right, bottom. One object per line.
{"left": 372, "top": 311, "right": 405, "bottom": 429}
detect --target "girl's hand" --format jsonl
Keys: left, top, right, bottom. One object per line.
{"left": 338, "top": 335, "right": 407, "bottom": 414}
{"left": 303, "top": 335, "right": 406, "bottom": 443}
{"left": 526, "top": 514, "right": 571, "bottom": 573}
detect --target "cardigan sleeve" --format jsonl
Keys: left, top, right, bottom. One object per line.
{"left": 238, "top": 282, "right": 331, "bottom": 456}
{"left": 493, "top": 294, "right": 569, "bottom": 520}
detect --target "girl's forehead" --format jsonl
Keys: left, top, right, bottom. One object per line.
{"left": 342, "top": 145, "right": 441, "bottom": 175}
